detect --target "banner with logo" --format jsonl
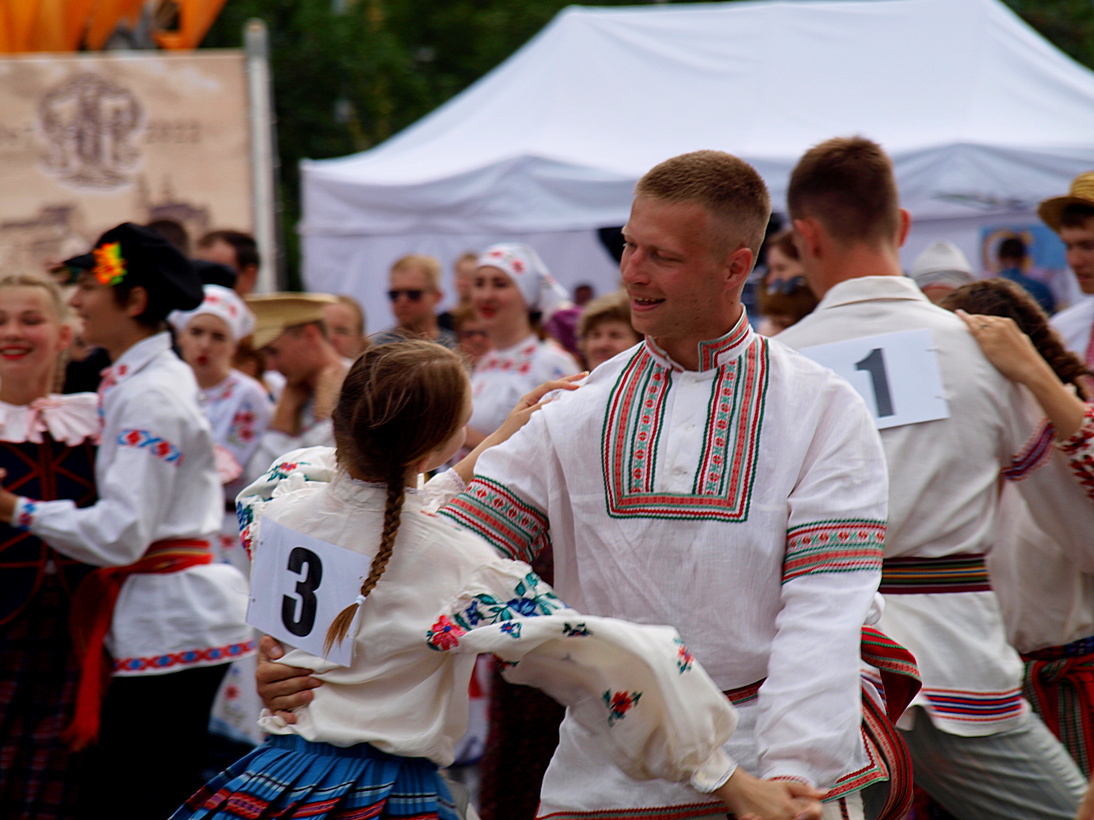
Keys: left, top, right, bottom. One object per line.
{"left": 0, "top": 51, "right": 251, "bottom": 272}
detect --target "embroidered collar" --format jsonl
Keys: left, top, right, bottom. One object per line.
{"left": 814, "top": 275, "right": 927, "bottom": 312}
{"left": 100, "top": 332, "right": 172, "bottom": 397}
{"left": 644, "top": 311, "right": 755, "bottom": 373}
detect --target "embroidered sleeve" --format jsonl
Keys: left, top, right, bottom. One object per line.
{"left": 1056, "top": 402, "right": 1094, "bottom": 500}
{"left": 221, "top": 379, "right": 274, "bottom": 477}
{"left": 1003, "top": 419, "right": 1055, "bottom": 481}
{"left": 438, "top": 416, "right": 553, "bottom": 563}
{"left": 782, "top": 520, "right": 885, "bottom": 583}
{"left": 235, "top": 446, "right": 337, "bottom": 558}
{"left": 425, "top": 557, "right": 739, "bottom": 792}
{"left": 15, "top": 385, "right": 202, "bottom": 566}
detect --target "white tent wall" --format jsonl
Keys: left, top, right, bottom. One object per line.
{"left": 300, "top": 0, "right": 1094, "bottom": 333}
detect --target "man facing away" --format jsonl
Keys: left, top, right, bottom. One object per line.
{"left": 259, "top": 150, "right": 902, "bottom": 820}
{"left": 243, "top": 293, "right": 347, "bottom": 482}
{"left": 1040, "top": 171, "right": 1094, "bottom": 369}
{"left": 777, "top": 136, "right": 1086, "bottom": 819}
{"left": 371, "top": 254, "right": 458, "bottom": 349}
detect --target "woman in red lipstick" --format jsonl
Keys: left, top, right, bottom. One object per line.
{"left": 0, "top": 272, "right": 100, "bottom": 819}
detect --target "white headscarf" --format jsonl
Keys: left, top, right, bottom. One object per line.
{"left": 169, "top": 284, "right": 255, "bottom": 341}
{"left": 477, "top": 243, "right": 570, "bottom": 319}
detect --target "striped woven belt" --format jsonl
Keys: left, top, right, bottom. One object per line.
{"left": 1022, "top": 635, "right": 1094, "bottom": 662}
{"left": 723, "top": 678, "right": 764, "bottom": 705}
{"left": 880, "top": 553, "right": 991, "bottom": 594}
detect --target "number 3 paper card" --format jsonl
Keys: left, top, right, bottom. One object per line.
{"left": 247, "top": 517, "right": 372, "bottom": 667}
{"left": 797, "top": 329, "right": 949, "bottom": 430}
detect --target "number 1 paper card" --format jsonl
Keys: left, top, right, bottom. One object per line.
{"left": 797, "top": 329, "right": 949, "bottom": 430}
{"left": 247, "top": 517, "right": 372, "bottom": 667}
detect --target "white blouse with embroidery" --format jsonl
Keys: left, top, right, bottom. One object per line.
{"left": 196, "top": 369, "right": 274, "bottom": 501}
{"left": 12, "top": 333, "right": 252, "bottom": 676}
{"left": 989, "top": 401, "right": 1094, "bottom": 653}
{"left": 236, "top": 447, "right": 739, "bottom": 794}
{"left": 468, "top": 333, "right": 581, "bottom": 436}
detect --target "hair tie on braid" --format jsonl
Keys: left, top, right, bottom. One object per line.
{"left": 355, "top": 594, "right": 367, "bottom": 607}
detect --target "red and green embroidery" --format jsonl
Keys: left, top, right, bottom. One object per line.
{"left": 603, "top": 689, "right": 642, "bottom": 726}
{"left": 602, "top": 337, "right": 768, "bottom": 521}
{"left": 440, "top": 476, "right": 550, "bottom": 563}
{"left": 782, "top": 520, "right": 885, "bottom": 584}
{"left": 426, "top": 615, "right": 465, "bottom": 650}
{"left": 428, "top": 571, "right": 562, "bottom": 651}
{"left": 563, "top": 622, "right": 591, "bottom": 637}
{"left": 674, "top": 638, "right": 694, "bottom": 673}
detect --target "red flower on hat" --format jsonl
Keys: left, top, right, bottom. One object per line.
{"left": 93, "top": 242, "right": 127, "bottom": 286}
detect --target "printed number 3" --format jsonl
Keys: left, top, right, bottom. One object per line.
{"left": 282, "top": 546, "right": 323, "bottom": 637}
{"left": 854, "top": 348, "right": 895, "bottom": 417}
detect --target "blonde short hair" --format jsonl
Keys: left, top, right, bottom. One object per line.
{"left": 635, "top": 150, "right": 771, "bottom": 257}
{"left": 390, "top": 254, "right": 442, "bottom": 291}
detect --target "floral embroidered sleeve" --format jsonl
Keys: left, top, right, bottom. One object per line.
{"left": 1057, "top": 402, "right": 1094, "bottom": 501}
{"left": 235, "top": 446, "right": 337, "bottom": 558}
{"left": 425, "top": 559, "right": 740, "bottom": 793}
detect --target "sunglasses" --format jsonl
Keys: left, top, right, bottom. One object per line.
{"left": 387, "top": 289, "right": 425, "bottom": 302}
{"left": 765, "top": 275, "right": 807, "bottom": 295}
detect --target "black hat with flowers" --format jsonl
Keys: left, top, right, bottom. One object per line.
{"left": 90, "top": 222, "right": 204, "bottom": 319}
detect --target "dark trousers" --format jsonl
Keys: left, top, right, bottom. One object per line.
{"left": 80, "top": 663, "right": 228, "bottom": 819}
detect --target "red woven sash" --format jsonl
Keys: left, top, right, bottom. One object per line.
{"left": 63, "top": 538, "right": 211, "bottom": 749}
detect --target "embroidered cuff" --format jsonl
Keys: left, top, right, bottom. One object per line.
{"left": 13, "top": 497, "right": 37, "bottom": 531}
{"left": 689, "top": 747, "right": 737, "bottom": 793}
{"left": 1057, "top": 403, "right": 1094, "bottom": 456}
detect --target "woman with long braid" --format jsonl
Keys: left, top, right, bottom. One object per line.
{"left": 942, "top": 280, "right": 1094, "bottom": 785}
{"left": 174, "top": 341, "right": 826, "bottom": 820}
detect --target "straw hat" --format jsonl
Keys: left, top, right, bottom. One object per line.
{"left": 1037, "top": 171, "right": 1094, "bottom": 231}
{"left": 246, "top": 292, "right": 337, "bottom": 348}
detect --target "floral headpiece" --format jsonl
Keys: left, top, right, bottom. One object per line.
{"left": 93, "top": 242, "right": 128, "bottom": 286}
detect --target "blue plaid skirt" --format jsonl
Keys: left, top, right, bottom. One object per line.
{"left": 172, "top": 734, "right": 459, "bottom": 819}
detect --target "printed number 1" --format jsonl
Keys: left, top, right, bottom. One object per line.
{"left": 282, "top": 547, "right": 323, "bottom": 637}
{"left": 854, "top": 348, "right": 895, "bottom": 417}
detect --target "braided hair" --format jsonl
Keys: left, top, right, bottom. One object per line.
{"left": 940, "top": 278, "right": 1091, "bottom": 400}
{"left": 324, "top": 341, "right": 469, "bottom": 653}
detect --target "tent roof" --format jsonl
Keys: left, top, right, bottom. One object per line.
{"left": 301, "top": 0, "right": 1094, "bottom": 236}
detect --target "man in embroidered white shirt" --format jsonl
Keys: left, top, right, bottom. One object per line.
{"left": 776, "top": 136, "right": 1086, "bottom": 819}
{"left": 259, "top": 151, "right": 895, "bottom": 820}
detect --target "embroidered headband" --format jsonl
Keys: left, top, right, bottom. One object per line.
{"left": 477, "top": 243, "right": 570, "bottom": 318}
{"left": 169, "top": 284, "right": 256, "bottom": 342}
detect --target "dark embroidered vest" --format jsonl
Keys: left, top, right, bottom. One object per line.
{"left": 0, "top": 436, "right": 98, "bottom": 624}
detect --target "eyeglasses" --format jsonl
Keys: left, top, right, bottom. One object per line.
{"left": 765, "top": 276, "right": 807, "bottom": 295}
{"left": 387, "top": 289, "right": 425, "bottom": 302}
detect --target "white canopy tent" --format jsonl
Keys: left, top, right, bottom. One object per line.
{"left": 300, "top": 0, "right": 1094, "bottom": 331}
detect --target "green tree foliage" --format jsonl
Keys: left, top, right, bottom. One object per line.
{"left": 1002, "top": 0, "right": 1094, "bottom": 70}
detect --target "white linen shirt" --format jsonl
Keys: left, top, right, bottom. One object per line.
{"left": 469, "top": 333, "right": 581, "bottom": 436}
{"left": 1051, "top": 297, "right": 1094, "bottom": 366}
{"left": 444, "top": 313, "right": 889, "bottom": 815}
{"left": 778, "top": 275, "right": 1043, "bottom": 736}
{"left": 13, "top": 332, "right": 251, "bottom": 676}
{"left": 237, "top": 448, "right": 739, "bottom": 793}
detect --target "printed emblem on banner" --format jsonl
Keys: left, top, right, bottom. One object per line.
{"left": 247, "top": 517, "right": 371, "bottom": 667}
{"left": 798, "top": 329, "right": 949, "bottom": 430}
{"left": 39, "top": 73, "right": 143, "bottom": 189}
